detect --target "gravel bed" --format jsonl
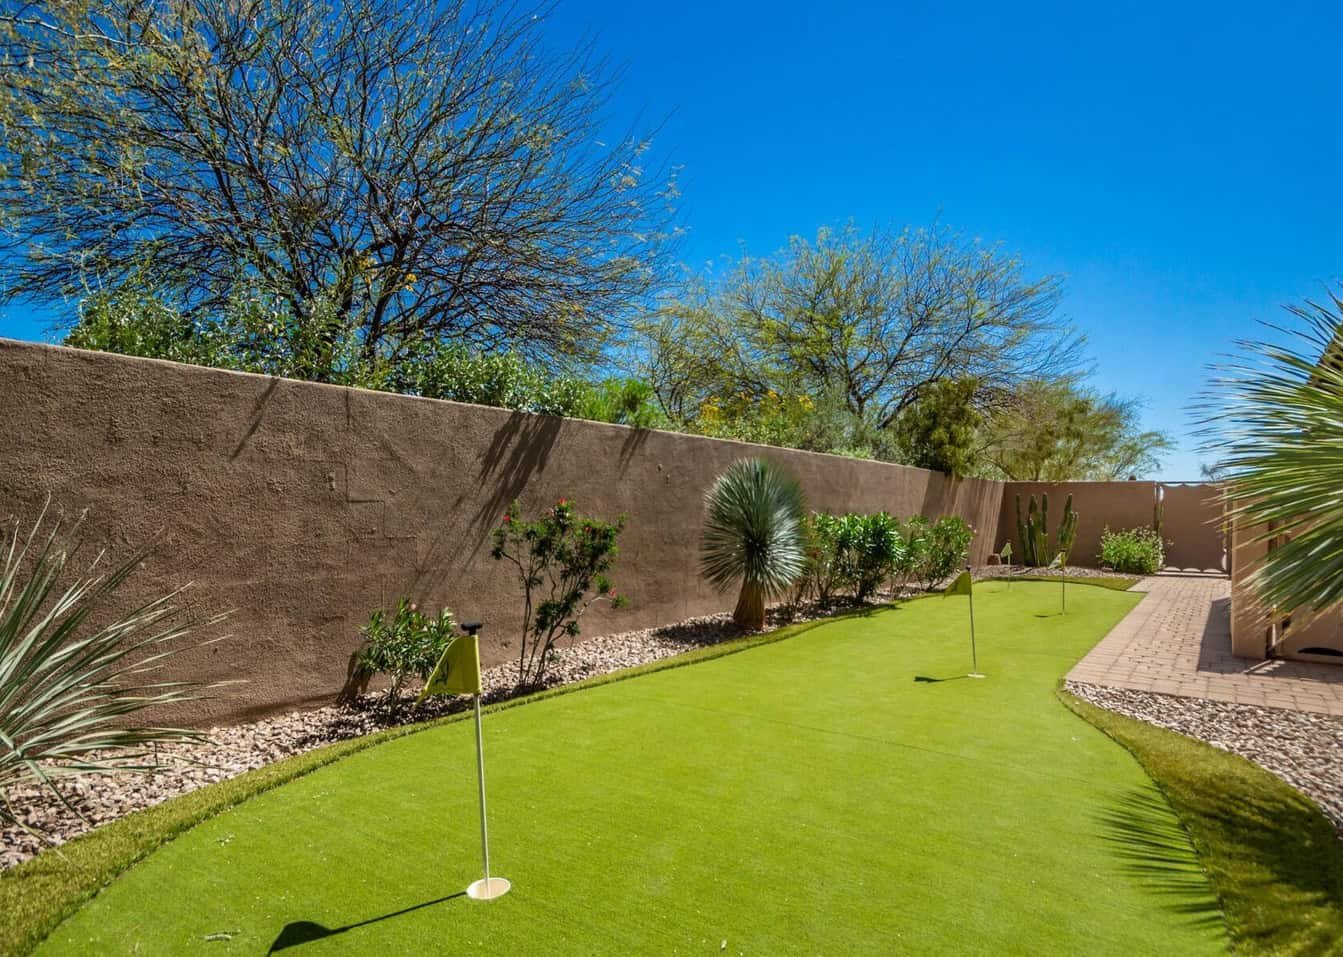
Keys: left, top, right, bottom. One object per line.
{"left": 1067, "top": 680, "right": 1343, "bottom": 831}
{"left": 973, "top": 564, "right": 1137, "bottom": 582}
{"left": 1, "top": 596, "right": 878, "bottom": 871}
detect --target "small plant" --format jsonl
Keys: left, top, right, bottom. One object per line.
{"left": 1099, "top": 526, "right": 1165, "bottom": 575}
{"left": 893, "top": 516, "right": 929, "bottom": 594}
{"left": 915, "top": 516, "right": 975, "bottom": 590}
{"left": 347, "top": 600, "right": 457, "bottom": 708}
{"left": 492, "top": 499, "right": 626, "bottom": 689}
{"left": 0, "top": 506, "right": 219, "bottom": 836}
{"left": 851, "top": 512, "right": 905, "bottom": 600}
{"left": 798, "top": 512, "right": 857, "bottom": 607}
{"left": 701, "top": 458, "right": 808, "bottom": 630}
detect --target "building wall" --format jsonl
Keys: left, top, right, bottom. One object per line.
{"left": 0, "top": 339, "right": 1005, "bottom": 726}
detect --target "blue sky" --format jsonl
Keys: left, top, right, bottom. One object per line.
{"left": 4, "top": 1, "right": 1340, "bottom": 480}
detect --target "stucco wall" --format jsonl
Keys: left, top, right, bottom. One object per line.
{"left": 994, "top": 481, "right": 1159, "bottom": 567}
{"left": 0, "top": 339, "right": 1004, "bottom": 726}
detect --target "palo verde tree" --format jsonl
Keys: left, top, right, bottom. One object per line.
{"left": 0, "top": 0, "right": 676, "bottom": 375}
{"left": 638, "top": 223, "right": 1081, "bottom": 435}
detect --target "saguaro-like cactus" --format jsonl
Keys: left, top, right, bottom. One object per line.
{"left": 1016, "top": 492, "right": 1079, "bottom": 567}
{"left": 1056, "top": 494, "right": 1078, "bottom": 563}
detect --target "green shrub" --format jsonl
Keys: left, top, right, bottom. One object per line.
{"left": 915, "top": 516, "right": 974, "bottom": 590}
{"left": 1098, "top": 526, "right": 1165, "bottom": 575}
{"left": 493, "top": 499, "right": 627, "bottom": 688}
{"left": 349, "top": 600, "right": 457, "bottom": 707}
{"left": 797, "top": 512, "right": 856, "bottom": 607}
{"left": 850, "top": 512, "right": 905, "bottom": 600}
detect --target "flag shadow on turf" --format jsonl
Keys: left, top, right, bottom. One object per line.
{"left": 268, "top": 893, "right": 466, "bottom": 952}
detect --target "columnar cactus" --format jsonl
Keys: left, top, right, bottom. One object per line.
{"left": 1016, "top": 492, "right": 1080, "bottom": 567}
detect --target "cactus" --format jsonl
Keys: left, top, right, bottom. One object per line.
{"left": 1056, "top": 494, "right": 1078, "bottom": 564}
{"left": 1016, "top": 492, "right": 1079, "bottom": 567}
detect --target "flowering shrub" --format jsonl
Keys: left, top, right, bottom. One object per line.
{"left": 492, "top": 499, "right": 627, "bottom": 689}
{"left": 1099, "top": 526, "right": 1165, "bottom": 574}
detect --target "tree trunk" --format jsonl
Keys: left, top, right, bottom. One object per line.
{"left": 733, "top": 583, "right": 767, "bottom": 631}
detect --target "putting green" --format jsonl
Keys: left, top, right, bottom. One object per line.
{"left": 39, "top": 582, "right": 1227, "bottom": 954}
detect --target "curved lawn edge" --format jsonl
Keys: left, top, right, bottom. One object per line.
{"left": 1060, "top": 689, "right": 1343, "bottom": 955}
{"left": 1, "top": 605, "right": 878, "bottom": 956}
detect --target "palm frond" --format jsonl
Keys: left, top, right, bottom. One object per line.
{"left": 1197, "top": 290, "right": 1343, "bottom": 612}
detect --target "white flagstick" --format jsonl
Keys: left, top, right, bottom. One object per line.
{"left": 966, "top": 566, "right": 985, "bottom": 678}
{"left": 462, "top": 628, "right": 510, "bottom": 901}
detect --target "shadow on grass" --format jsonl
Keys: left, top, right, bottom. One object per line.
{"left": 1095, "top": 786, "right": 1225, "bottom": 929}
{"left": 268, "top": 892, "right": 465, "bottom": 952}
{"left": 1065, "top": 692, "right": 1343, "bottom": 952}
{"left": 913, "top": 674, "right": 970, "bottom": 684}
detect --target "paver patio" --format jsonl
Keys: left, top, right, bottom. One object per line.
{"left": 1069, "top": 573, "right": 1343, "bottom": 716}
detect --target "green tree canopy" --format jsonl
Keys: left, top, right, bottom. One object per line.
{"left": 637, "top": 223, "right": 1082, "bottom": 434}
{"left": 977, "top": 379, "right": 1173, "bottom": 481}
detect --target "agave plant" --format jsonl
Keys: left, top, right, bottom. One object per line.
{"left": 701, "top": 458, "right": 808, "bottom": 630}
{"left": 0, "top": 506, "right": 216, "bottom": 834}
{"left": 1198, "top": 290, "right": 1343, "bottom": 614}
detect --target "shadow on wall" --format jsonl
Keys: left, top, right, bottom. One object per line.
{"left": 407, "top": 412, "right": 566, "bottom": 599}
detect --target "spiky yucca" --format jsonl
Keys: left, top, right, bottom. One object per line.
{"left": 700, "top": 458, "right": 807, "bottom": 630}
{"left": 0, "top": 506, "right": 217, "bottom": 833}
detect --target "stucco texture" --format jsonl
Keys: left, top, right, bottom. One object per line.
{"left": 0, "top": 339, "right": 1007, "bottom": 726}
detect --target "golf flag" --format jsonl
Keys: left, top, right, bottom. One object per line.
{"left": 944, "top": 567, "right": 983, "bottom": 678}
{"left": 417, "top": 635, "right": 481, "bottom": 702}
{"left": 944, "top": 570, "right": 973, "bottom": 596}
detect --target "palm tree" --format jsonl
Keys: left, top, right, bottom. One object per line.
{"left": 701, "top": 458, "right": 808, "bottom": 630}
{"left": 1199, "top": 290, "right": 1343, "bottom": 614}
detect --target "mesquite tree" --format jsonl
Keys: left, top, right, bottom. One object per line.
{"left": 0, "top": 0, "right": 676, "bottom": 371}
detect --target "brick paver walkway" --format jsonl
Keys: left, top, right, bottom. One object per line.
{"left": 1068, "top": 573, "right": 1343, "bottom": 716}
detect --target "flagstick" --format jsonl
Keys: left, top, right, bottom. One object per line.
{"left": 463, "top": 629, "right": 509, "bottom": 901}
{"left": 966, "top": 566, "right": 985, "bottom": 678}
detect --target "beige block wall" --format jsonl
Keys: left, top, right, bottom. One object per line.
{"left": 0, "top": 339, "right": 1004, "bottom": 726}
{"left": 994, "top": 481, "right": 1159, "bottom": 567}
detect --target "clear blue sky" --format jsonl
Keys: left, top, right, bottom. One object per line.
{"left": 4, "top": 1, "right": 1340, "bottom": 480}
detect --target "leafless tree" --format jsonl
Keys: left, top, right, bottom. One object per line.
{"left": 0, "top": 0, "right": 677, "bottom": 371}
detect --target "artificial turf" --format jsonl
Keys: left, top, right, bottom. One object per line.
{"left": 36, "top": 582, "right": 1230, "bottom": 955}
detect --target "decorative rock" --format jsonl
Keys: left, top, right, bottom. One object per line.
{"left": 1067, "top": 680, "right": 1343, "bottom": 833}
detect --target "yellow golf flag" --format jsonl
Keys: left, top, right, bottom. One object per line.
{"left": 944, "top": 570, "right": 973, "bottom": 596}
{"left": 417, "top": 634, "right": 481, "bottom": 702}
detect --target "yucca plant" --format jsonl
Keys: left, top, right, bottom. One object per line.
{"left": 1198, "top": 291, "right": 1343, "bottom": 615}
{"left": 701, "top": 458, "right": 808, "bottom": 630}
{"left": 0, "top": 506, "right": 216, "bottom": 835}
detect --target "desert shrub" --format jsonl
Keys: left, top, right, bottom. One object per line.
{"left": 800, "top": 512, "right": 859, "bottom": 606}
{"left": 1099, "top": 526, "right": 1164, "bottom": 575}
{"left": 0, "top": 506, "right": 218, "bottom": 835}
{"left": 851, "top": 512, "right": 905, "bottom": 600}
{"left": 915, "top": 516, "right": 974, "bottom": 590}
{"left": 892, "top": 517, "right": 927, "bottom": 593}
{"left": 493, "top": 499, "right": 627, "bottom": 689}
{"left": 348, "top": 599, "right": 457, "bottom": 707}
{"left": 701, "top": 458, "right": 808, "bottom": 630}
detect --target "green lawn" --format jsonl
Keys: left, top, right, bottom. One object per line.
{"left": 36, "top": 582, "right": 1230, "bottom": 955}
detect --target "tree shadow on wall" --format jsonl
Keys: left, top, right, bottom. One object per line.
{"left": 412, "top": 412, "right": 564, "bottom": 596}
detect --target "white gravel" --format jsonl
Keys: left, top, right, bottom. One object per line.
{"left": 1, "top": 598, "right": 867, "bottom": 870}
{"left": 1067, "top": 680, "right": 1343, "bottom": 831}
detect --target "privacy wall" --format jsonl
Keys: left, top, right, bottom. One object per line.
{"left": 994, "top": 481, "right": 1225, "bottom": 571}
{"left": 0, "top": 340, "right": 1004, "bottom": 726}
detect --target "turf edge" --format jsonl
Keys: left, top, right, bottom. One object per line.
{"left": 1, "top": 605, "right": 879, "bottom": 957}
{"left": 1059, "top": 689, "right": 1343, "bottom": 955}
